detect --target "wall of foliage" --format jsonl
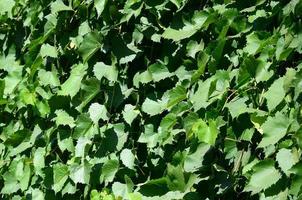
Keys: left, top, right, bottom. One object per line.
{"left": 1, "top": 0, "right": 302, "bottom": 199}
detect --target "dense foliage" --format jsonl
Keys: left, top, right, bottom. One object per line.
{"left": 1, "top": 0, "right": 302, "bottom": 199}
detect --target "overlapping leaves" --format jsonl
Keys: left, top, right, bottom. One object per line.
{"left": 1, "top": 0, "right": 302, "bottom": 199}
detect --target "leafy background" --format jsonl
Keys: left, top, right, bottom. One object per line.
{"left": 0, "top": 0, "right": 302, "bottom": 199}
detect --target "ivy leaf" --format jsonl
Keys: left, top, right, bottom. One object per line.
{"left": 244, "top": 160, "right": 281, "bottom": 194}
{"left": 258, "top": 112, "right": 290, "bottom": 148}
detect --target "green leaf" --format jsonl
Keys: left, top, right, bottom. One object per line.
{"left": 95, "top": 0, "right": 108, "bottom": 17}
{"left": 53, "top": 164, "right": 69, "bottom": 193}
{"left": 186, "top": 40, "right": 204, "bottom": 58}
{"left": 167, "top": 85, "right": 187, "bottom": 108}
{"left": 184, "top": 143, "right": 211, "bottom": 172}
{"left": 73, "top": 114, "right": 96, "bottom": 139}
{"left": 244, "top": 160, "right": 281, "bottom": 194}
{"left": 75, "top": 137, "right": 91, "bottom": 158}
{"left": 100, "top": 159, "right": 119, "bottom": 185}
{"left": 38, "top": 69, "right": 60, "bottom": 87}
{"left": 69, "top": 161, "right": 91, "bottom": 184}
{"left": 79, "top": 32, "right": 103, "bottom": 63}
{"left": 0, "top": 0, "right": 15, "bottom": 16}
{"left": 88, "top": 103, "right": 109, "bottom": 123}
{"left": 166, "top": 164, "right": 186, "bottom": 192}
{"left": 93, "top": 62, "right": 118, "bottom": 82}
{"left": 76, "top": 78, "right": 100, "bottom": 112}
{"left": 33, "top": 147, "right": 45, "bottom": 172}
{"left": 191, "top": 119, "right": 218, "bottom": 145}
{"left": 138, "top": 124, "right": 158, "bottom": 148}
{"left": 226, "top": 97, "right": 249, "bottom": 118}
{"left": 191, "top": 51, "right": 210, "bottom": 83}
{"left": 54, "top": 110, "right": 75, "bottom": 128}
{"left": 258, "top": 112, "right": 290, "bottom": 148}
{"left": 58, "top": 63, "right": 88, "bottom": 98}
{"left": 122, "top": 104, "right": 139, "bottom": 125}
{"left": 40, "top": 44, "right": 58, "bottom": 58}
{"left": 133, "top": 71, "right": 153, "bottom": 87}
{"left": 162, "top": 11, "right": 209, "bottom": 41}
{"left": 51, "top": 0, "right": 72, "bottom": 13}
{"left": 148, "top": 63, "right": 171, "bottom": 82}
{"left": 263, "top": 77, "right": 285, "bottom": 111}
{"left": 1, "top": 171, "right": 19, "bottom": 194}
{"left": 120, "top": 149, "right": 135, "bottom": 169}
{"left": 141, "top": 98, "right": 166, "bottom": 116}
{"left": 276, "top": 148, "right": 299, "bottom": 175}
{"left": 190, "top": 78, "right": 212, "bottom": 111}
